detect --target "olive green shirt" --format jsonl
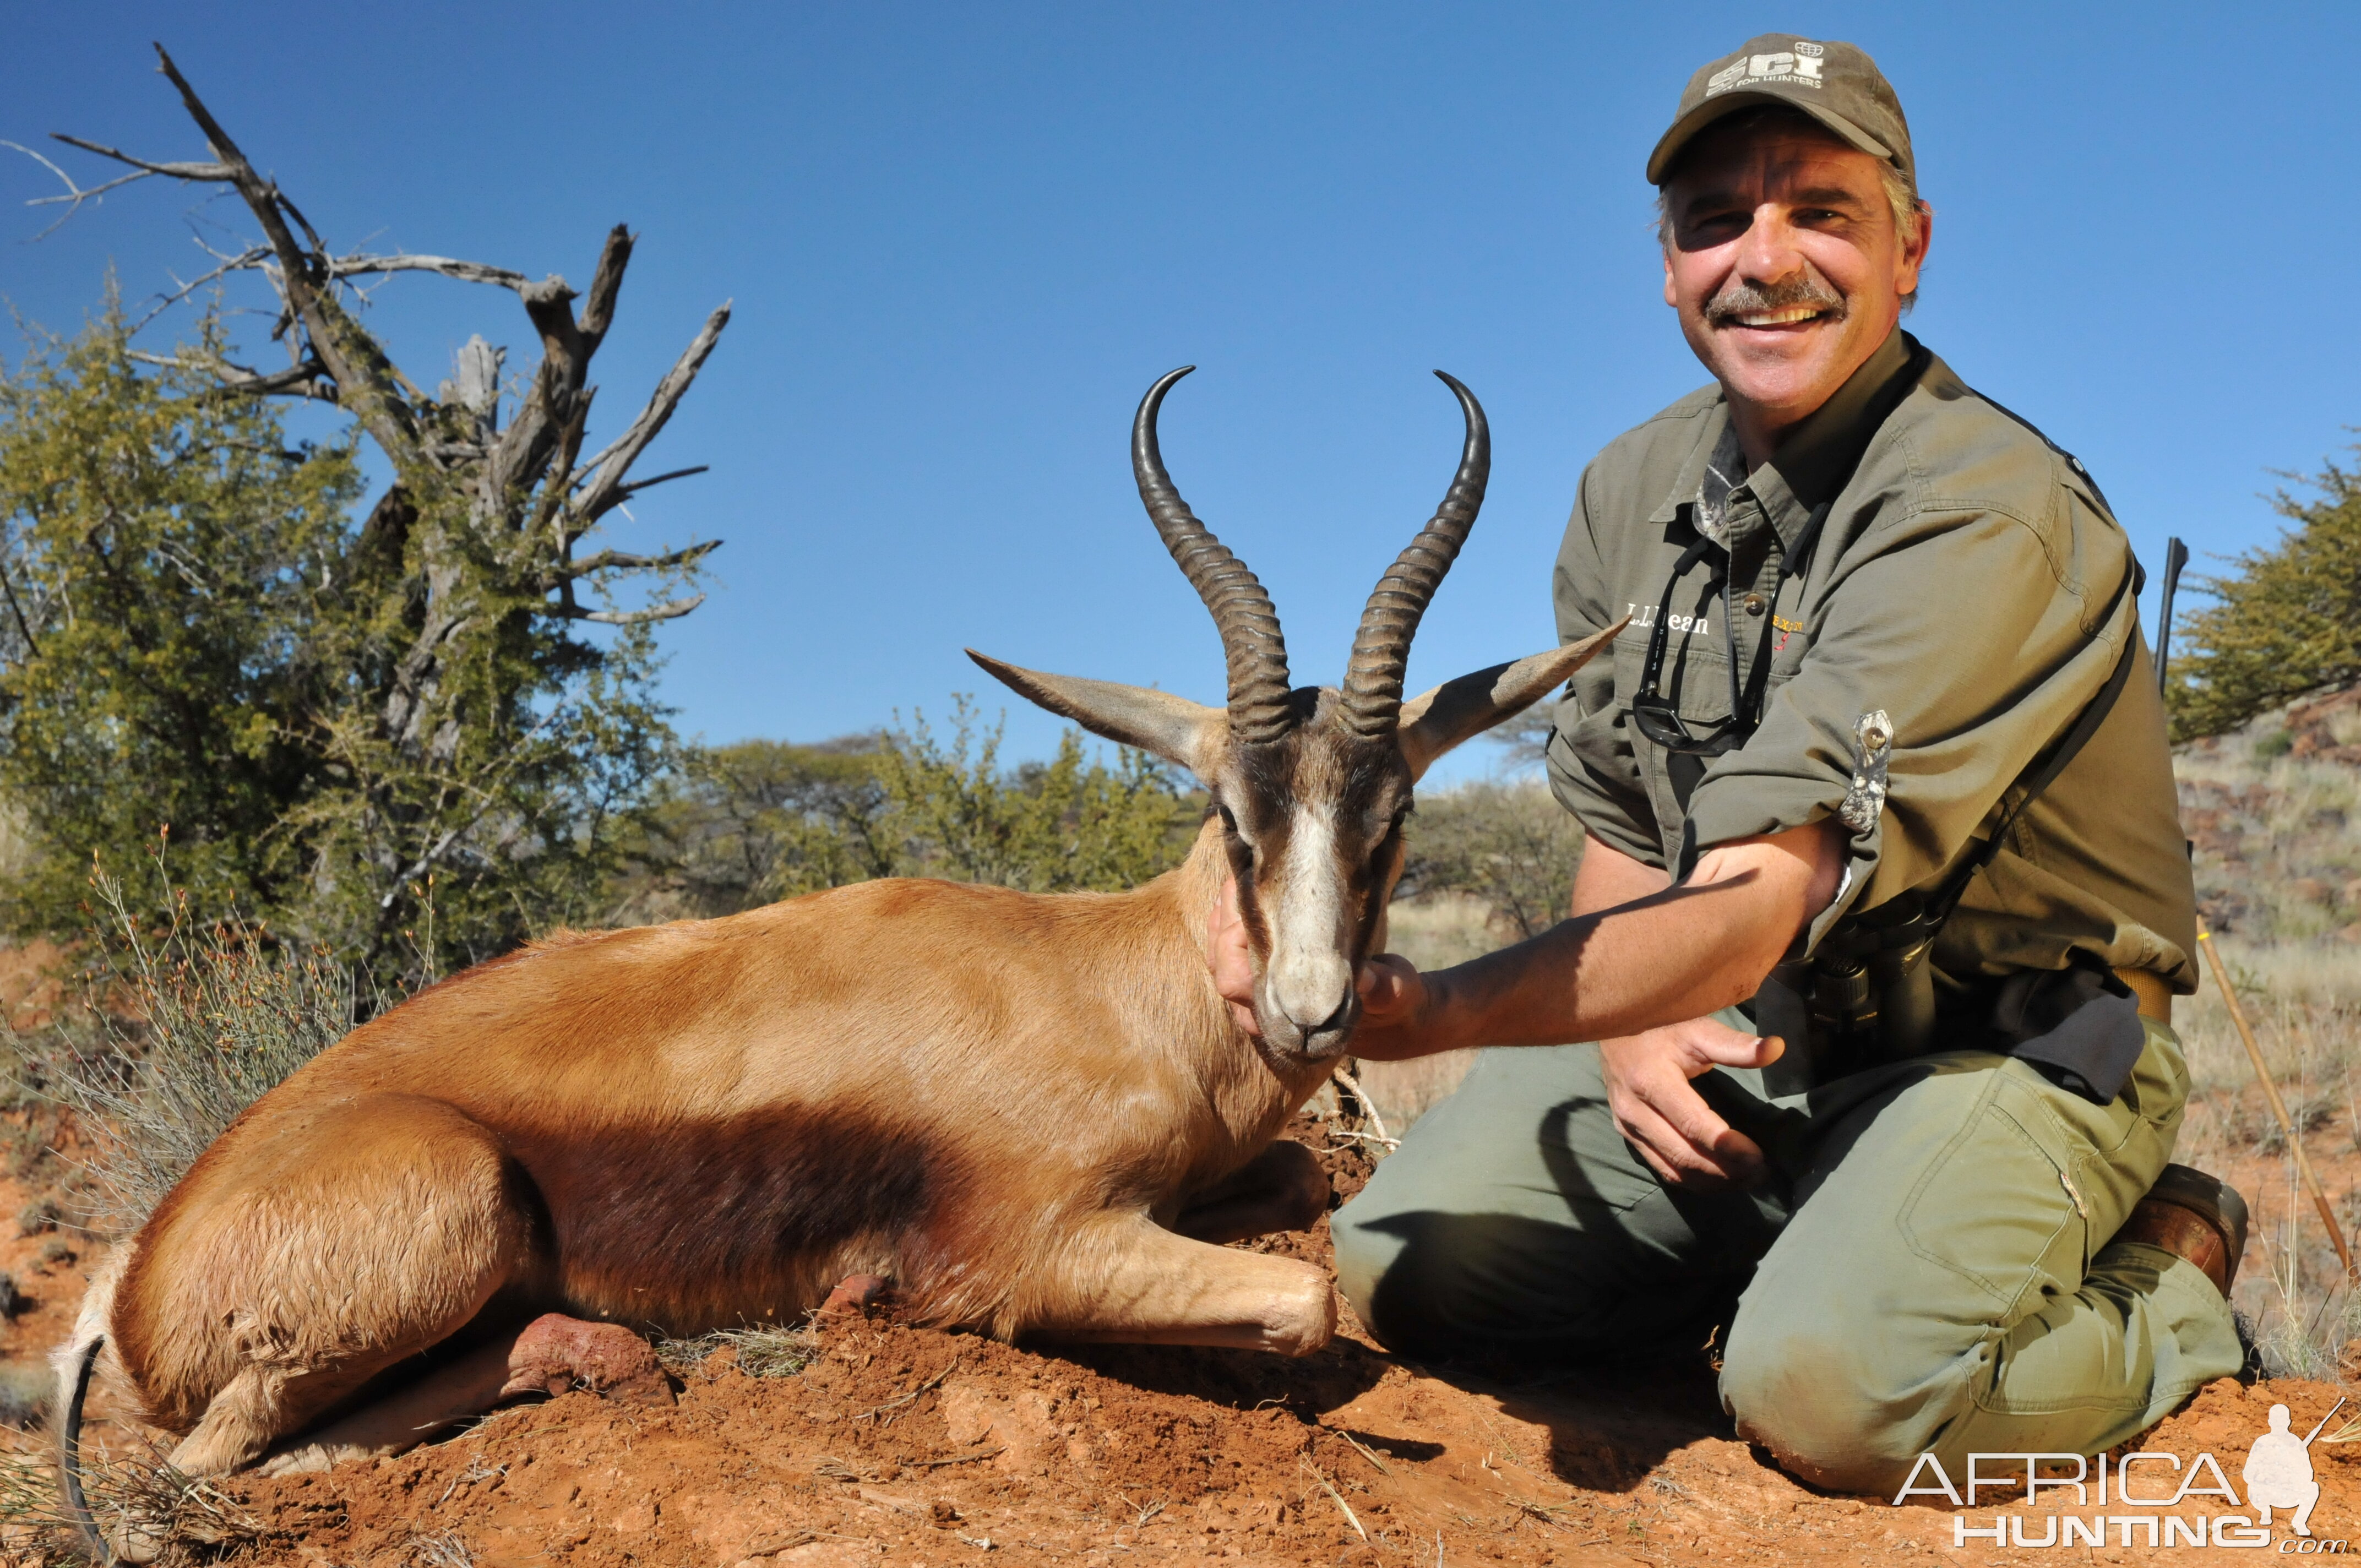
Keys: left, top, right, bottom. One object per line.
{"left": 1546, "top": 329, "right": 2198, "bottom": 994}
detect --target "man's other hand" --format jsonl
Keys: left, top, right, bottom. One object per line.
{"left": 1208, "top": 874, "right": 1262, "bottom": 1036}
{"left": 1345, "top": 954, "right": 1438, "bottom": 1060}
{"left": 1600, "top": 1018, "right": 1784, "bottom": 1189}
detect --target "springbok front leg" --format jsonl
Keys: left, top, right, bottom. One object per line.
{"left": 1173, "top": 1140, "right": 1330, "bottom": 1245}
{"left": 1026, "top": 1212, "right": 1336, "bottom": 1354}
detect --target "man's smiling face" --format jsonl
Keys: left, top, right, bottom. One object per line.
{"left": 1661, "top": 117, "right": 1929, "bottom": 455}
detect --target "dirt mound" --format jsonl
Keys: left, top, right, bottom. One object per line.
{"left": 216, "top": 1322, "right": 2361, "bottom": 1567}
{"left": 23, "top": 1114, "right": 2361, "bottom": 1565}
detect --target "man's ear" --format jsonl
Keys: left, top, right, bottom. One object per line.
{"left": 967, "top": 651, "right": 1227, "bottom": 777}
{"left": 1397, "top": 620, "right": 1626, "bottom": 781}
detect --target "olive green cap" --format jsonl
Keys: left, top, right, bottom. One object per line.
{"left": 1646, "top": 34, "right": 1913, "bottom": 187}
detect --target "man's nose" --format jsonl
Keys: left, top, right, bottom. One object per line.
{"left": 1731, "top": 202, "right": 1807, "bottom": 284}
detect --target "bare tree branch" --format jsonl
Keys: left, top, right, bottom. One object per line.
{"left": 2, "top": 139, "right": 157, "bottom": 238}
{"left": 551, "top": 538, "right": 721, "bottom": 582}
{"left": 324, "top": 253, "right": 532, "bottom": 290}
{"left": 47, "top": 134, "right": 234, "bottom": 184}
{"left": 0, "top": 556, "right": 40, "bottom": 656}
{"left": 569, "top": 302, "right": 731, "bottom": 530}
{"left": 615, "top": 464, "right": 709, "bottom": 498}
{"left": 142, "top": 44, "right": 425, "bottom": 466}
{"left": 271, "top": 187, "right": 328, "bottom": 254}
{"left": 126, "top": 347, "right": 334, "bottom": 399}
{"left": 578, "top": 225, "right": 632, "bottom": 346}
{"left": 126, "top": 244, "right": 271, "bottom": 331}
{"left": 559, "top": 592, "right": 708, "bottom": 625}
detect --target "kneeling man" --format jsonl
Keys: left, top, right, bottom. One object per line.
{"left": 1311, "top": 35, "right": 2246, "bottom": 1493}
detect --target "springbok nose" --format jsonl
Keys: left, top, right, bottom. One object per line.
{"left": 1270, "top": 951, "right": 1354, "bottom": 1033}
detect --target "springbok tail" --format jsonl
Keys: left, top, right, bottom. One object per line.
{"left": 57, "top": 1333, "right": 109, "bottom": 1565}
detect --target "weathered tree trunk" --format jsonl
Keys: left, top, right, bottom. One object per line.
{"left": 37, "top": 46, "right": 733, "bottom": 978}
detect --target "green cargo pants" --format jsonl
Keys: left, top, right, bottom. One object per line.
{"left": 1329, "top": 1018, "right": 2245, "bottom": 1494}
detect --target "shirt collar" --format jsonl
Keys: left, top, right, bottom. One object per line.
{"left": 1646, "top": 401, "right": 1731, "bottom": 527}
{"left": 1645, "top": 327, "right": 1921, "bottom": 547}
{"left": 1753, "top": 326, "right": 1915, "bottom": 525}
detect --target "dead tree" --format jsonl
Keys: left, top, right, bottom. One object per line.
{"left": 26, "top": 46, "right": 732, "bottom": 975}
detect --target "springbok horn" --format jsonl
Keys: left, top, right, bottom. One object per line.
{"left": 1133, "top": 367, "right": 1294, "bottom": 746}
{"left": 1337, "top": 371, "right": 1490, "bottom": 740}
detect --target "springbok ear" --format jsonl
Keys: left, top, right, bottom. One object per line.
{"left": 967, "top": 651, "right": 1227, "bottom": 777}
{"left": 1397, "top": 619, "right": 1627, "bottom": 781}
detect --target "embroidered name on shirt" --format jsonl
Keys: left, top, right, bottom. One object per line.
{"left": 1625, "top": 603, "right": 1713, "bottom": 636}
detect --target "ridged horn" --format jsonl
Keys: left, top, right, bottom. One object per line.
{"left": 1337, "top": 371, "right": 1489, "bottom": 740}
{"left": 1133, "top": 367, "right": 1294, "bottom": 745}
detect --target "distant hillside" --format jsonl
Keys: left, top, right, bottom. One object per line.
{"left": 2177, "top": 683, "right": 2361, "bottom": 941}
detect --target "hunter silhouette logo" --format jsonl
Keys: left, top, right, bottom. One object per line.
{"left": 1892, "top": 1396, "right": 2351, "bottom": 1550}
{"left": 2246, "top": 1400, "right": 2340, "bottom": 1538}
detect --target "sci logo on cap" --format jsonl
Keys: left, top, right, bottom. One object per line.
{"left": 1707, "top": 42, "right": 1827, "bottom": 95}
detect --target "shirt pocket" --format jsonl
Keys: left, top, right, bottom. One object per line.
{"left": 1620, "top": 631, "right": 1739, "bottom": 827}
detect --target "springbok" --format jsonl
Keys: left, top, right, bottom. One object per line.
{"left": 57, "top": 367, "right": 1616, "bottom": 1522}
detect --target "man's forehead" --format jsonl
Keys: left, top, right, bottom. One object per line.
{"left": 1669, "top": 128, "right": 1887, "bottom": 204}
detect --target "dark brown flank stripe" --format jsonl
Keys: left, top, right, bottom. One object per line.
{"left": 500, "top": 1106, "right": 959, "bottom": 1328}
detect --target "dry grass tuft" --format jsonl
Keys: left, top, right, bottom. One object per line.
{"left": 407, "top": 1529, "right": 478, "bottom": 1567}
{"left": 0, "top": 1434, "right": 259, "bottom": 1565}
{"left": 657, "top": 1323, "right": 819, "bottom": 1380}
{"left": 4, "top": 864, "right": 360, "bottom": 1239}
{"left": 2173, "top": 940, "right": 2361, "bottom": 1379}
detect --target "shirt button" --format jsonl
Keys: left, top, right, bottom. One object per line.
{"left": 1742, "top": 592, "right": 1767, "bottom": 616}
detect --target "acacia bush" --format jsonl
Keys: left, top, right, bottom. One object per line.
{"left": 0, "top": 310, "right": 689, "bottom": 988}
{"left": 0, "top": 311, "right": 362, "bottom": 934}
{"left": 610, "top": 700, "right": 1200, "bottom": 921}
{"left": 1399, "top": 777, "right": 1584, "bottom": 940}
{"left": 3, "top": 53, "right": 732, "bottom": 990}
{"left": 2168, "top": 450, "right": 2361, "bottom": 741}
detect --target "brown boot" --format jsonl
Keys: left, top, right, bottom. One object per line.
{"left": 2114, "top": 1164, "right": 2250, "bottom": 1296}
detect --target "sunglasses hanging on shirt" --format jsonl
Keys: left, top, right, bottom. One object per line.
{"left": 1628, "top": 500, "right": 1831, "bottom": 756}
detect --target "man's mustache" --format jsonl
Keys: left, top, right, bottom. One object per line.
{"left": 1705, "top": 271, "right": 1847, "bottom": 326}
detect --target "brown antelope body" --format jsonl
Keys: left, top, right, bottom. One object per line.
{"left": 58, "top": 368, "right": 1616, "bottom": 1510}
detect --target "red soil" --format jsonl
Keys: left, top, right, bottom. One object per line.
{"left": 10, "top": 1120, "right": 2361, "bottom": 1565}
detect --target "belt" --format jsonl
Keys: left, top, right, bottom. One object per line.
{"left": 2117, "top": 967, "right": 2171, "bottom": 1023}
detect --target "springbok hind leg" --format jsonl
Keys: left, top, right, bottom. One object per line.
{"left": 150, "top": 1094, "right": 540, "bottom": 1479}
{"left": 1025, "top": 1212, "right": 1337, "bottom": 1354}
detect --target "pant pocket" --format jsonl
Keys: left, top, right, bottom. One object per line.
{"left": 1897, "top": 1072, "right": 2087, "bottom": 1312}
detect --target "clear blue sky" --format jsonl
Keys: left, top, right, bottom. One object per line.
{"left": 5, "top": 4, "right": 2355, "bottom": 781}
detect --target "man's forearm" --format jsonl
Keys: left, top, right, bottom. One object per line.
{"left": 1569, "top": 832, "right": 1672, "bottom": 917}
{"left": 1424, "top": 823, "right": 1837, "bottom": 1051}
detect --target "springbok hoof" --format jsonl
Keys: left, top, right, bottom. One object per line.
{"left": 499, "top": 1313, "right": 673, "bottom": 1406}
{"left": 818, "top": 1272, "right": 892, "bottom": 1319}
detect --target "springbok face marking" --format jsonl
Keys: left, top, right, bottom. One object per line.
{"left": 971, "top": 367, "right": 1622, "bottom": 1063}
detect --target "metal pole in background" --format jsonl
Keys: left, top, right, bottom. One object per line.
{"left": 2155, "top": 536, "right": 2189, "bottom": 694}
{"left": 2155, "top": 534, "right": 2357, "bottom": 1281}
{"left": 2200, "top": 930, "right": 2358, "bottom": 1283}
